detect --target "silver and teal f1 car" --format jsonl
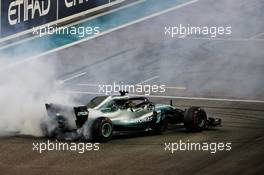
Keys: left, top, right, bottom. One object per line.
{"left": 42, "top": 92, "right": 222, "bottom": 142}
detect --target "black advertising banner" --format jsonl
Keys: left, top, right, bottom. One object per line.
{"left": 58, "top": 0, "right": 113, "bottom": 19}
{"left": 1, "top": 0, "right": 57, "bottom": 37}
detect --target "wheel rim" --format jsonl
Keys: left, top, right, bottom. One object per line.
{"left": 197, "top": 112, "right": 206, "bottom": 128}
{"left": 101, "top": 123, "right": 112, "bottom": 138}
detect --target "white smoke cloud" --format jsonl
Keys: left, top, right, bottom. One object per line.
{"left": 0, "top": 56, "right": 75, "bottom": 136}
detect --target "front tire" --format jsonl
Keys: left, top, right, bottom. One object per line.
{"left": 91, "top": 117, "right": 113, "bottom": 142}
{"left": 184, "top": 107, "right": 207, "bottom": 132}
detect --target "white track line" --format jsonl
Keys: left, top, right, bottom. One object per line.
{"left": 0, "top": 0, "right": 199, "bottom": 72}
{"left": 59, "top": 72, "right": 87, "bottom": 84}
{"left": 136, "top": 76, "right": 159, "bottom": 85}
{"left": 166, "top": 86, "right": 186, "bottom": 90}
{"left": 63, "top": 90, "right": 264, "bottom": 103}
{"left": 141, "top": 94, "right": 264, "bottom": 103}
{"left": 249, "top": 32, "right": 264, "bottom": 39}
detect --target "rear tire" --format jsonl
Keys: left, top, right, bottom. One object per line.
{"left": 91, "top": 117, "right": 113, "bottom": 142}
{"left": 184, "top": 107, "right": 207, "bottom": 132}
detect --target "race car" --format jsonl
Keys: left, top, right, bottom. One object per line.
{"left": 42, "top": 92, "right": 222, "bottom": 142}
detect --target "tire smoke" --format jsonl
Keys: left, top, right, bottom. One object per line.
{"left": 0, "top": 57, "right": 74, "bottom": 137}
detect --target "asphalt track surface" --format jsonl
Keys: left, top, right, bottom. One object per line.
{"left": 0, "top": 0, "right": 264, "bottom": 174}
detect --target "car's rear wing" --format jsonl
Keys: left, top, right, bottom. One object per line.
{"left": 73, "top": 106, "right": 89, "bottom": 128}
{"left": 45, "top": 103, "right": 89, "bottom": 128}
